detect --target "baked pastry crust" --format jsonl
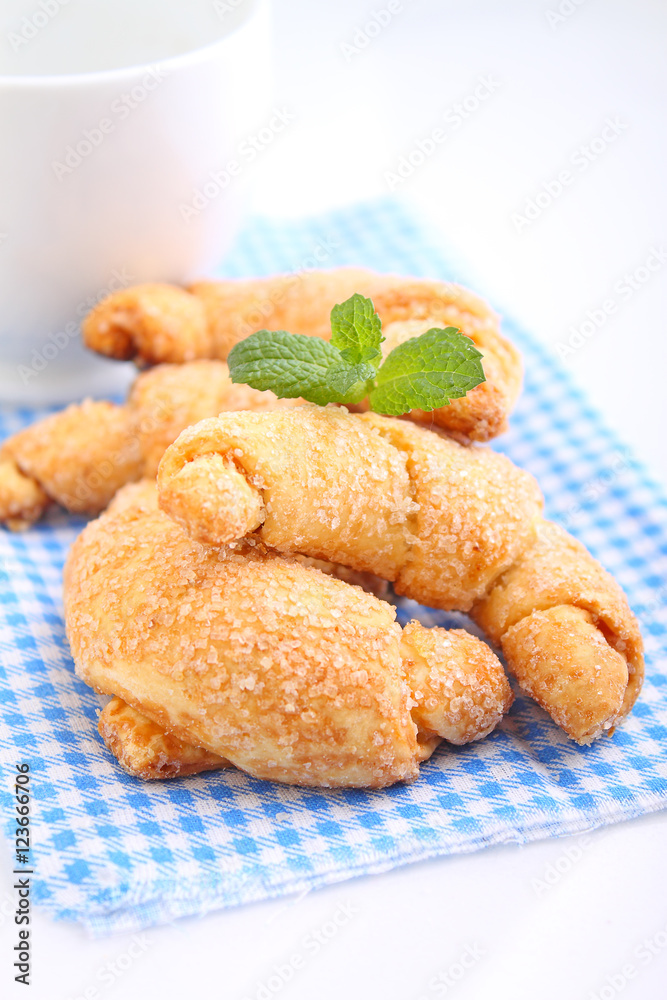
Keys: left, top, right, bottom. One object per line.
{"left": 0, "top": 399, "right": 143, "bottom": 526}
{"left": 0, "top": 360, "right": 298, "bottom": 529}
{"left": 82, "top": 269, "right": 522, "bottom": 442}
{"left": 156, "top": 406, "right": 643, "bottom": 743}
{"left": 473, "top": 520, "right": 644, "bottom": 743}
{"left": 64, "top": 482, "right": 512, "bottom": 788}
{"left": 157, "top": 405, "right": 543, "bottom": 611}
{"left": 99, "top": 696, "right": 231, "bottom": 779}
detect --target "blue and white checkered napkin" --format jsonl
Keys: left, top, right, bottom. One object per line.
{"left": 1, "top": 200, "right": 666, "bottom": 936}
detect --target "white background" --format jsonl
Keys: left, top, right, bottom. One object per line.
{"left": 2, "top": 1, "right": 667, "bottom": 998}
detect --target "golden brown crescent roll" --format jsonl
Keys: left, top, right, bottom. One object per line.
{"left": 79, "top": 282, "right": 211, "bottom": 363}
{"left": 99, "top": 697, "right": 232, "bottom": 779}
{"left": 0, "top": 359, "right": 300, "bottom": 529}
{"left": 472, "top": 521, "right": 644, "bottom": 744}
{"left": 157, "top": 405, "right": 543, "bottom": 611}
{"left": 156, "top": 406, "right": 643, "bottom": 743}
{"left": 358, "top": 313, "right": 519, "bottom": 441}
{"left": 64, "top": 482, "right": 512, "bottom": 788}
{"left": 82, "top": 269, "right": 522, "bottom": 442}
{"left": 0, "top": 458, "right": 49, "bottom": 531}
{"left": 0, "top": 399, "right": 144, "bottom": 527}
{"left": 125, "top": 359, "right": 301, "bottom": 478}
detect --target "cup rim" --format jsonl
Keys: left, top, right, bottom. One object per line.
{"left": 0, "top": 0, "right": 264, "bottom": 89}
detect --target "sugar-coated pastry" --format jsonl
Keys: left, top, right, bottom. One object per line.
{"left": 0, "top": 360, "right": 299, "bottom": 529}
{"left": 79, "top": 282, "right": 210, "bottom": 363}
{"left": 64, "top": 482, "right": 512, "bottom": 788}
{"left": 472, "top": 520, "right": 644, "bottom": 743}
{"left": 99, "top": 696, "right": 231, "bottom": 779}
{"left": 0, "top": 400, "right": 143, "bottom": 527}
{"left": 82, "top": 269, "right": 522, "bottom": 442}
{"left": 157, "top": 405, "right": 543, "bottom": 611}
{"left": 125, "top": 359, "right": 301, "bottom": 478}
{"left": 156, "top": 406, "right": 643, "bottom": 743}
{"left": 0, "top": 456, "right": 49, "bottom": 531}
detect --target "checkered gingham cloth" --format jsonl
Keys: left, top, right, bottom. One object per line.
{"left": 1, "top": 199, "right": 666, "bottom": 936}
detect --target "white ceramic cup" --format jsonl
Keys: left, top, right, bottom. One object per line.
{"left": 0, "top": 0, "right": 271, "bottom": 404}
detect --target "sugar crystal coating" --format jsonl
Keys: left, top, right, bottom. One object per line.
{"left": 64, "top": 481, "right": 511, "bottom": 787}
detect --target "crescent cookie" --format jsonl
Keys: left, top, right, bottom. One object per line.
{"left": 64, "top": 482, "right": 512, "bottom": 788}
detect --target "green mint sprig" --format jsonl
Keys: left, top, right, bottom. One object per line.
{"left": 227, "top": 293, "right": 485, "bottom": 416}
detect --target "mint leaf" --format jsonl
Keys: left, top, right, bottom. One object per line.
{"left": 228, "top": 308, "right": 485, "bottom": 417}
{"left": 227, "top": 330, "right": 374, "bottom": 406}
{"left": 330, "top": 294, "right": 383, "bottom": 366}
{"left": 325, "top": 361, "right": 377, "bottom": 404}
{"left": 368, "top": 327, "right": 485, "bottom": 416}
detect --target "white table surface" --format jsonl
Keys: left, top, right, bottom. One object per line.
{"left": 2, "top": 1, "right": 667, "bottom": 997}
